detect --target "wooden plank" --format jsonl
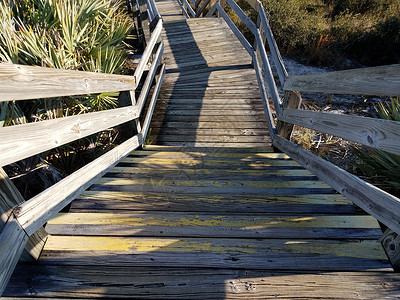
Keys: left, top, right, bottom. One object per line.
{"left": 131, "top": 150, "right": 289, "bottom": 159}
{"left": 150, "top": 121, "right": 268, "bottom": 129}
{"left": 6, "top": 266, "right": 400, "bottom": 299}
{"left": 152, "top": 128, "right": 268, "bottom": 136}
{"left": 120, "top": 156, "right": 298, "bottom": 167}
{"left": 15, "top": 134, "right": 142, "bottom": 236}
{"left": 0, "top": 215, "right": 29, "bottom": 295}
{"left": 72, "top": 191, "right": 356, "bottom": 214}
{"left": 39, "top": 236, "right": 390, "bottom": 271}
{"left": 134, "top": 19, "right": 163, "bottom": 86}
{"left": 273, "top": 134, "right": 400, "bottom": 235}
{"left": 153, "top": 109, "right": 265, "bottom": 116}
{"left": 0, "top": 106, "right": 138, "bottom": 167}
{"left": 46, "top": 213, "right": 381, "bottom": 239}
{"left": 150, "top": 135, "right": 270, "bottom": 143}
{"left": 284, "top": 64, "right": 400, "bottom": 96}
{"left": 153, "top": 141, "right": 272, "bottom": 147}
{"left": 142, "top": 145, "right": 274, "bottom": 152}
{"left": 0, "top": 63, "right": 135, "bottom": 102}
{"left": 95, "top": 177, "right": 331, "bottom": 190}
{"left": 279, "top": 107, "right": 400, "bottom": 156}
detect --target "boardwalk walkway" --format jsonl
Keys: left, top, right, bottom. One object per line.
{"left": 4, "top": 1, "right": 400, "bottom": 298}
{"left": 150, "top": 17, "right": 270, "bottom": 147}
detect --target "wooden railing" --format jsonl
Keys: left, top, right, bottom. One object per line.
{"left": 0, "top": 2, "right": 165, "bottom": 293}
{"left": 196, "top": 0, "right": 400, "bottom": 266}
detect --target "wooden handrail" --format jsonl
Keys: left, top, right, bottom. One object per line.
{"left": 0, "top": 106, "right": 139, "bottom": 167}
{"left": 0, "top": 1, "right": 164, "bottom": 293}
{"left": 284, "top": 64, "right": 400, "bottom": 96}
{"left": 0, "top": 63, "right": 136, "bottom": 102}
{"left": 279, "top": 107, "right": 400, "bottom": 156}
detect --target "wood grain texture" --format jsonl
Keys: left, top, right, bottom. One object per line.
{"left": 15, "top": 134, "right": 142, "bottom": 236}
{"left": 0, "top": 63, "right": 135, "bottom": 102}
{"left": 273, "top": 135, "right": 400, "bottom": 235}
{"left": 276, "top": 90, "right": 302, "bottom": 140}
{"left": 46, "top": 212, "right": 381, "bottom": 239}
{"left": 0, "top": 169, "right": 47, "bottom": 262}
{"left": 0, "top": 215, "right": 28, "bottom": 295}
{"left": 284, "top": 64, "right": 400, "bottom": 96}
{"left": 0, "top": 106, "right": 138, "bottom": 167}
{"left": 279, "top": 107, "right": 400, "bottom": 156}
{"left": 6, "top": 266, "right": 400, "bottom": 299}
{"left": 39, "top": 235, "right": 390, "bottom": 271}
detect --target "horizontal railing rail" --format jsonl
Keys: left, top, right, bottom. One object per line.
{"left": 0, "top": 8, "right": 165, "bottom": 295}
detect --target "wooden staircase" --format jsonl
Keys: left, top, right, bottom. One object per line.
{"left": 5, "top": 145, "right": 395, "bottom": 298}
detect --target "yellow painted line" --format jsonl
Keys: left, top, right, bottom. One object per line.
{"left": 142, "top": 145, "right": 274, "bottom": 152}
{"left": 78, "top": 191, "right": 352, "bottom": 205}
{"left": 282, "top": 240, "right": 387, "bottom": 260}
{"left": 49, "top": 213, "right": 380, "bottom": 229}
{"left": 121, "top": 157, "right": 299, "bottom": 167}
{"left": 95, "top": 178, "right": 331, "bottom": 189}
{"left": 44, "top": 236, "right": 387, "bottom": 259}
{"left": 107, "top": 167, "right": 314, "bottom": 177}
{"left": 44, "top": 236, "right": 259, "bottom": 254}
{"left": 133, "top": 151, "right": 291, "bottom": 159}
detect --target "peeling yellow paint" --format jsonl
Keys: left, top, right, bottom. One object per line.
{"left": 45, "top": 236, "right": 259, "bottom": 254}
{"left": 48, "top": 213, "right": 379, "bottom": 229}
{"left": 283, "top": 241, "right": 387, "bottom": 260}
{"left": 96, "top": 178, "right": 331, "bottom": 189}
{"left": 122, "top": 157, "right": 299, "bottom": 167}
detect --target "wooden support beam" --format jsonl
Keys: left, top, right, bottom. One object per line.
{"left": 0, "top": 214, "right": 29, "bottom": 295}
{"left": 276, "top": 90, "right": 302, "bottom": 140}
{"left": 0, "top": 168, "right": 47, "bottom": 262}
{"left": 380, "top": 228, "right": 400, "bottom": 271}
{"left": 138, "top": 0, "right": 151, "bottom": 45}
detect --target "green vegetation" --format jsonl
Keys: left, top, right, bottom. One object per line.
{"left": 236, "top": 0, "right": 400, "bottom": 67}
{"left": 0, "top": 0, "right": 134, "bottom": 198}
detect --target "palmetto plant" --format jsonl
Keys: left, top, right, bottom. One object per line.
{"left": 0, "top": 0, "right": 134, "bottom": 198}
{"left": 0, "top": 0, "right": 133, "bottom": 119}
{"left": 352, "top": 98, "right": 400, "bottom": 195}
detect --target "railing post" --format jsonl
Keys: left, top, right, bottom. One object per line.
{"left": 118, "top": 90, "right": 141, "bottom": 140}
{"left": 136, "top": 0, "right": 151, "bottom": 46}
{"left": 0, "top": 168, "right": 48, "bottom": 262}
{"left": 276, "top": 90, "right": 302, "bottom": 140}
{"left": 218, "top": 0, "right": 225, "bottom": 17}
{"left": 380, "top": 228, "right": 400, "bottom": 271}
